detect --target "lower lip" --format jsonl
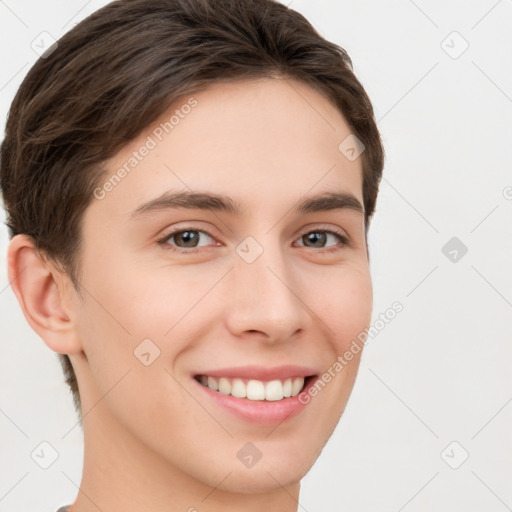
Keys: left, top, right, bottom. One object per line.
{"left": 193, "top": 376, "right": 318, "bottom": 425}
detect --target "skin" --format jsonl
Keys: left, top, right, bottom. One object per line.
{"left": 8, "top": 77, "right": 373, "bottom": 512}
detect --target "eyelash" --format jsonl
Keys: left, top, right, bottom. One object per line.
{"left": 157, "top": 226, "right": 350, "bottom": 255}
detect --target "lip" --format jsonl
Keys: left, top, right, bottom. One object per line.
{"left": 192, "top": 367, "right": 319, "bottom": 426}
{"left": 193, "top": 364, "right": 318, "bottom": 381}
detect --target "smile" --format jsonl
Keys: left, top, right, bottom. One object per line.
{"left": 194, "top": 375, "right": 310, "bottom": 401}
{"left": 192, "top": 365, "right": 319, "bottom": 424}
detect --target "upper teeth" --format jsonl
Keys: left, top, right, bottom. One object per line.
{"left": 199, "top": 375, "right": 306, "bottom": 401}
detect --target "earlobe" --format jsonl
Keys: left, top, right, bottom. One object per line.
{"left": 7, "top": 234, "right": 83, "bottom": 355}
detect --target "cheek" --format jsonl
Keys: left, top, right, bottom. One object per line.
{"left": 315, "top": 264, "right": 373, "bottom": 348}
{"left": 75, "top": 253, "right": 219, "bottom": 394}
{"left": 79, "top": 253, "right": 192, "bottom": 339}
{"left": 75, "top": 266, "right": 194, "bottom": 432}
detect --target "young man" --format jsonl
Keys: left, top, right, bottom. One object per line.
{"left": 1, "top": 0, "right": 384, "bottom": 510}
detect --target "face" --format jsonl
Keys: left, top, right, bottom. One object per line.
{"left": 72, "top": 77, "right": 372, "bottom": 492}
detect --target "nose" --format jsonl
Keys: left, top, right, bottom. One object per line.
{"left": 223, "top": 238, "right": 308, "bottom": 343}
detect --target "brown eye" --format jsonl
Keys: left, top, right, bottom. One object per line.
{"left": 159, "top": 228, "right": 216, "bottom": 253}
{"left": 296, "top": 229, "right": 349, "bottom": 252}
{"left": 157, "top": 226, "right": 348, "bottom": 255}
{"left": 172, "top": 230, "right": 201, "bottom": 248}
{"left": 302, "top": 232, "right": 328, "bottom": 248}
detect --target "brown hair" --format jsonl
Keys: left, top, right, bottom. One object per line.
{"left": 0, "top": 0, "right": 384, "bottom": 423}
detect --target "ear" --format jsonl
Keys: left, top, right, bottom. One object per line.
{"left": 7, "top": 234, "right": 83, "bottom": 354}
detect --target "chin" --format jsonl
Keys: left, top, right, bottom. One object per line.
{"left": 200, "top": 443, "right": 319, "bottom": 494}
{"left": 214, "top": 463, "right": 308, "bottom": 494}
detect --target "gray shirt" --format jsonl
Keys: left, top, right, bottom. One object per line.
{"left": 56, "top": 507, "right": 70, "bottom": 512}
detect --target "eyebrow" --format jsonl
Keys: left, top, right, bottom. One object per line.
{"left": 130, "top": 189, "right": 364, "bottom": 219}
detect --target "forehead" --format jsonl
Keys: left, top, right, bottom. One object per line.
{"left": 91, "top": 77, "right": 364, "bottom": 221}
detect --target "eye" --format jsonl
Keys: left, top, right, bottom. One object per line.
{"left": 295, "top": 228, "right": 349, "bottom": 253}
{"left": 157, "top": 226, "right": 349, "bottom": 254}
{"left": 158, "top": 228, "right": 217, "bottom": 253}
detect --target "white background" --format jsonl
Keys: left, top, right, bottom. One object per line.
{"left": 1, "top": 1, "right": 511, "bottom": 511}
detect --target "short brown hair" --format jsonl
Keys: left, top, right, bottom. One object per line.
{"left": 0, "top": 0, "right": 384, "bottom": 422}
